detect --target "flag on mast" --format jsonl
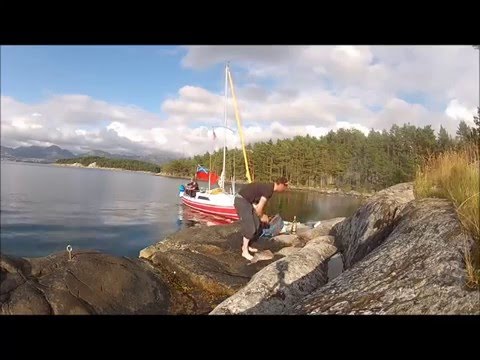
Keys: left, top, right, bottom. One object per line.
{"left": 196, "top": 165, "right": 219, "bottom": 185}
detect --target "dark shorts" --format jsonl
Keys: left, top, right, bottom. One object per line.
{"left": 234, "top": 195, "right": 261, "bottom": 241}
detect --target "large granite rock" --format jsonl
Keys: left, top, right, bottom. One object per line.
{"left": 298, "top": 217, "right": 346, "bottom": 242}
{"left": 332, "top": 182, "right": 414, "bottom": 268}
{"left": 139, "top": 222, "right": 291, "bottom": 314}
{"left": 291, "top": 199, "right": 479, "bottom": 315}
{"left": 1, "top": 216, "right": 342, "bottom": 315}
{"left": 210, "top": 236, "right": 337, "bottom": 315}
{"left": 0, "top": 250, "right": 170, "bottom": 315}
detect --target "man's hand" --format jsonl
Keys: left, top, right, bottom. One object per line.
{"left": 256, "top": 196, "right": 268, "bottom": 220}
{"left": 260, "top": 214, "right": 269, "bottom": 223}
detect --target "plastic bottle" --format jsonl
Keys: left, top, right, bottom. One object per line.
{"left": 291, "top": 215, "right": 297, "bottom": 234}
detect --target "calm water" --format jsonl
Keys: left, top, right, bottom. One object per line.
{"left": 0, "top": 161, "right": 364, "bottom": 258}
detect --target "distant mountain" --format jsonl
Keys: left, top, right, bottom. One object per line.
{"left": 14, "top": 145, "right": 75, "bottom": 160}
{"left": 78, "top": 149, "right": 183, "bottom": 165}
{"left": 1, "top": 145, "right": 75, "bottom": 163}
{"left": 1, "top": 146, "right": 14, "bottom": 156}
{"left": 82, "top": 149, "right": 113, "bottom": 157}
{"left": 1, "top": 144, "right": 183, "bottom": 165}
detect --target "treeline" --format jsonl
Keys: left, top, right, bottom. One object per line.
{"left": 56, "top": 156, "right": 162, "bottom": 173}
{"left": 162, "top": 116, "right": 479, "bottom": 192}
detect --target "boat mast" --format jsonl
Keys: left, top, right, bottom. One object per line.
{"left": 227, "top": 65, "right": 252, "bottom": 183}
{"left": 208, "top": 153, "right": 212, "bottom": 191}
{"left": 232, "top": 150, "right": 236, "bottom": 194}
{"left": 221, "top": 62, "right": 228, "bottom": 190}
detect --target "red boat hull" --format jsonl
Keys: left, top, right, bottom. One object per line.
{"left": 181, "top": 196, "right": 240, "bottom": 220}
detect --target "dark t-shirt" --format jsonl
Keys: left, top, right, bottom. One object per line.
{"left": 238, "top": 182, "right": 274, "bottom": 204}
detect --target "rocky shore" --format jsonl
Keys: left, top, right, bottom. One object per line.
{"left": 1, "top": 182, "right": 478, "bottom": 315}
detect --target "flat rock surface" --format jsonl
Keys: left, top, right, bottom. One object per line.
{"left": 210, "top": 236, "right": 337, "bottom": 315}
{"left": 1, "top": 250, "right": 170, "bottom": 315}
{"left": 291, "top": 199, "right": 479, "bottom": 315}
{"left": 140, "top": 222, "right": 290, "bottom": 314}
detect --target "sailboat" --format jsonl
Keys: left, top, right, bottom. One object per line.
{"left": 178, "top": 62, "right": 253, "bottom": 220}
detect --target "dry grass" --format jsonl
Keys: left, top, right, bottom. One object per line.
{"left": 414, "top": 145, "right": 480, "bottom": 289}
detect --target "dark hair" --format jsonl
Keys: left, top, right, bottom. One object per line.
{"left": 275, "top": 176, "right": 289, "bottom": 185}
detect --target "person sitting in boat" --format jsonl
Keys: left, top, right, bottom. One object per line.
{"left": 186, "top": 177, "right": 199, "bottom": 197}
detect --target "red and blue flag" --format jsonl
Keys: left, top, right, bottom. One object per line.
{"left": 196, "top": 165, "right": 219, "bottom": 185}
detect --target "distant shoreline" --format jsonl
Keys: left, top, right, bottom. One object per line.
{"left": 155, "top": 172, "right": 373, "bottom": 198}
{"left": 54, "top": 163, "right": 158, "bottom": 175}
{"left": 4, "top": 160, "right": 373, "bottom": 198}
{"left": 32, "top": 164, "right": 374, "bottom": 198}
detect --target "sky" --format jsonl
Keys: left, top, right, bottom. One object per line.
{"left": 1, "top": 45, "right": 478, "bottom": 157}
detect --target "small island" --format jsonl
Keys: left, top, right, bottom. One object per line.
{"left": 55, "top": 156, "right": 162, "bottom": 174}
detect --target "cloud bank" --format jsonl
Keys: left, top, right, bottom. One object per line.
{"left": 2, "top": 46, "right": 478, "bottom": 157}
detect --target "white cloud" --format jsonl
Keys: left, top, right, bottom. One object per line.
{"left": 373, "top": 98, "right": 431, "bottom": 129}
{"left": 181, "top": 45, "right": 478, "bottom": 105}
{"left": 180, "top": 45, "right": 296, "bottom": 70}
{"left": 11, "top": 116, "right": 43, "bottom": 130}
{"left": 445, "top": 99, "right": 477, "bottom": 124}
{"left": 2, "top": 46, "right": 478, "bottom": 158}
{"left": 162, "top": 86, "right": 223, "bottom": 123}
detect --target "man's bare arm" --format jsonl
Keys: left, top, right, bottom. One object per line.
{"left": 255, "top": 196, "right": 268, "bottom": 217}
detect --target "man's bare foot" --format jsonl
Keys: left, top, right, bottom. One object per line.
{"left": 242, "top": 250, "right": 254, "bottom": 261}
{"left": 248, "top": 246, "right": 258, "bottom": 253}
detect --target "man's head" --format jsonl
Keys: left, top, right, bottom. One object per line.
{"left": 273, "top": 177, "right": 289, "bottom": 192}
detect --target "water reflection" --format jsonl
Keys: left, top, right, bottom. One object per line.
{"left": 176, "top": 204, "right": 234, "bottom": 229}
{"left": 267, "top": 191, "right": 364, "bottom": 223}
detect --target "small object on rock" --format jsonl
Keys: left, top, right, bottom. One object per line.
{"left": 327, "top": 253, "right": 344, "bottom": 281}
{"left": 260, "top": 214, "right": 285, "bottom": 238}
{"left": 291, "top": 216, "right": 297, "bottom": 234}
{"left": 313, "top": 221, "right": 322, "bottom": 228}
{"left": 66, "top": 245, "right": 73, "bottom": 261}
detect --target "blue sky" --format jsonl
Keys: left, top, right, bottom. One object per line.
{"left": 2, "top": 46, "right": 227, "bottom": 114}
{"left": 1, "top": 45, "right": 478, "bottom": 156}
